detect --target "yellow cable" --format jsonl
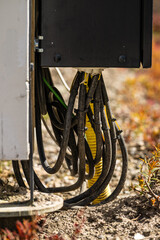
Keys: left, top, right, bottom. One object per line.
{"left": 85, "top": 74, "right": 111, "bottom": 204}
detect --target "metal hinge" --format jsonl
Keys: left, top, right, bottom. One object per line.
{"left": 34, "top": 36, "right": 44, "bottom": 53}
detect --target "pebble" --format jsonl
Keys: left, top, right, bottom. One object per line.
{"left": 97, "top": 235, "right": 106, "bottom": 239}
{"left": 115, "top": 216, "right": 123, "bottom": 222}
{"left": 143, "top": 230, "right": 150, "bottom": 237}
{"left": 134, "top": 233, "right": 145, "bottom": 240}
{"left": 106, "top": 235, "right": 112, "bottom": 240}
{"left": 129, "top": 232, "right": 135, "bottom": 236}
{"left": 106, "top": 236, "right": 121, "bottom": 240}
{"left": 129, "top": 147, "right": 137, "bottom": 155}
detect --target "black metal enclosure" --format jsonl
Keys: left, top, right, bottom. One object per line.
{"left": 40, "top": 0, "right": 153, "bottom": 68}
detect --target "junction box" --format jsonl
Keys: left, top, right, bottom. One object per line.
{"left": 0, "top": 0, "right": 153, "bottom": 161}
{"left": 40, "top": 0, "right": 153, "bottom": 68}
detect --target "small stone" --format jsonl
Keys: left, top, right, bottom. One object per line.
{"left": 115, "top": 237, "right": 121, "bottom": 240}
{"left": 106, "top": 235, "right": 112, "bottom": 240}
{"left": 115, "top": 216, "right": 123, "bottom": 222}
{"left": 129, "top": 147, "right": 137, "bottom": 155}
{"left": 143, "top": 230, "right": 150, "bottom": 237}
{"left": 129, "top": 232, "right": 135, "bottom": 236}
{"left": 134, "top": 233, "right": 145, "bottom": 240}
{"left": 97, "top": 235, "right": 106, "bottom": 239}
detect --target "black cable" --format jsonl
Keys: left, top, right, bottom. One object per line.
{"left": 93, "top": 126, "right": 128, "bottom": 206}
{"left": 12, "top": 161, "right": 26, "bottom": 188}
{"left": 64, "top": 82, "right": 112, "bottom": 206}
{"left": 36, "top": 71, "right": 83, "bottom": 174}
{"left": 13, "top": 68, "right": 128, "bottom": 206}
{"left": 85, "top": 74, "right": 100, "bottom": 110}
{"left": 93, "top": 80, "right": 103, "bottom": 164}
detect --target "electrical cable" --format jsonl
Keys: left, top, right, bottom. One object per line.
{"left": 12, "top": 161, "right": 26, "bottom": 188}
{"left": 55, "top": 67, "right": 70, "bottom": 92}
{"left": 13, "top": 67, "right": 128, "bottom": 206}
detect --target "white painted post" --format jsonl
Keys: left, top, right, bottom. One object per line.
{"left": 0, "top": 0, "right": 30, "bottom": 160}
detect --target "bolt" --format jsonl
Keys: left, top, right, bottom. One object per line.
{"left": 54, "top": 54, "right": 61, "bottom": 63}
{"left": 38, "top": 35, "right": 44, "bottom": 40}
{"left": 119, "top": 55, "right": 126, "bottom": 63}
{"left": 38, "top": 48, "right": 44, "bottom": 53}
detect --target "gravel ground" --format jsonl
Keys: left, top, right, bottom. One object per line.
{"left": 37, "top": 68, "right": 160, "bottom": 240}
{"left": 0, "top": 68, "right": 159, "bottom": 239}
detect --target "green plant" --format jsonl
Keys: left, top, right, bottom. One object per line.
{"left": 131, "top": 145, "right": 160, "bottom": 208}
{"left": 0, "top": 210, "right": 86, "bottom": 240}
{"left": 0, "top": 218, "right": 41, "bottom": 240}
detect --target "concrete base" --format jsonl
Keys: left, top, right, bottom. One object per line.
{"left": 0, "top": 192, "right": 63, "bottom": 230}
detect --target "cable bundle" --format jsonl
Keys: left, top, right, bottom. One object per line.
{"left": 12, "top": 68, "right": 128, "bottom": 207}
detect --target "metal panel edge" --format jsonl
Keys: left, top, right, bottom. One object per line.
{"left": 0, "top": 0, "right": 30, "bottom": 160}
{"left": 141, "top": 0, "right": 153, "bottom": 68}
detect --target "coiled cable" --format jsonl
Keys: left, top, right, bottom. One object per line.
{"left": 12, "top": 68, "right": 128, "bottom": 207}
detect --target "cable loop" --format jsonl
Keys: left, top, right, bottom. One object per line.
{"left": 13, "top": 68, "right": 128, "bottom": 207}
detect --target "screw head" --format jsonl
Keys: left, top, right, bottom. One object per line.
{"left": 38, "top": 48, "right": 44, "bottom": 53}
{"left": 54, "top": 54, "right": 61, "bottom": 63}
{"left": 119, "top": 55, "right": 126, "bottom": 63}
{"left": 38, "top": 35, "right": 44, "bottom": 40}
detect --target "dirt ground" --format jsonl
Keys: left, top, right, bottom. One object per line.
{"left": 42, "top": 196, "right": 160, "bottom": 240}
{"left": 0, "top": 68, "right": 159, "bottom": 239}
{"left": 38, "top": 68, "right": 160, "bottom": 240}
